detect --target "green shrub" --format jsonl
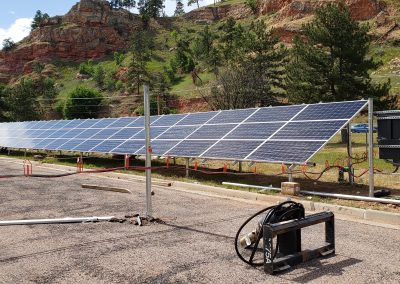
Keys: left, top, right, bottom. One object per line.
{"left": 78, "top": 60, "right": 94, "bottom": 76}
{"left": 64, "top": 87, "right": 103, "bottom": 119}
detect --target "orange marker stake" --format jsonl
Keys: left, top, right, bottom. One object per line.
{"left": 194, "top": 161, "right": 198, "bottom": 171}
{"left": 223, "top": 163, "right": 228, "bottom": 173}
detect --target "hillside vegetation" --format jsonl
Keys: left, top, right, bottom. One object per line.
{"left": 0, "top": 0, "right": 399, "bottom": 121}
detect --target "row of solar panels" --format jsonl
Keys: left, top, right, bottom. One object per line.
{"left": 0, "top": 100, "right": 367, "bottom": 164}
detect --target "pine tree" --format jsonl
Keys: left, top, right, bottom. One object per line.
{"left": 174, "top": 0, "right": 185, "bottom": 16}
{"left": 31, "top": 10, "right": 49, "bottom": 30}
{"left": 187, "top": 0, "right": 202, "bottom": 9}
{"left": 242, "top": 20, "right": 287, "bottom": 106}
{"left": 286, "top": 4, "right": 392, "bottom": 109}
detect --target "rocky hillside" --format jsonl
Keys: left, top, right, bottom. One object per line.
{"left": 0, "top": 0, "right": 142, "bottom": 83}
{"left": 0, "top": 0, "right": 398, "bottom": 84}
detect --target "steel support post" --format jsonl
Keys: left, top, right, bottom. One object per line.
{"left": 347, "top": 123, "right": 354, "bottom": 185}
{"left": 238, "top": 161, "right": 242, "bottom": 173}
{"left": 144, "top": 84, "right": 153, "bottom": 218}
{"left": 185, "top": 158, "right": 190, "bottom": 178}
{"left": 368, "top": 98, "right": 374, "bottom": 197}
{"left": 288, "top": 164, "right": 296, "bottom": 182}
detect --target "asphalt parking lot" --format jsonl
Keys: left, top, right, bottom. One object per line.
{"left": 0, "top": 157, "right": 399, "bottom": 283}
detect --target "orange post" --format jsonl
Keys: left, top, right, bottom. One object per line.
{"left": 23, "top": 160, "right": 32, "bottom": 176}
{"left": 166, "top": 157, "right": 170, "bottom": 169}
{"left": 124, "top": 155, "right": 130, "bottom": 170}
{"left": 281, "top": 162, "right": 285, "bottom": 174}
{"left": 194, "top": 161, "right": 198, "bottom": 171}
{"left": 77, "top": 157, "right": 84, "bottom": 173}
{"left": 253, "top": 165, "right": 257, "bottom": 174}
{"left": 223, "top": 163, "right": 228, "bottom": 172}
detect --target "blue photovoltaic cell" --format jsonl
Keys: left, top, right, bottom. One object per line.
{"left": 202, "top": 140, "right": 262, "bottom": 160}
{"left": 187, "top": 124, "right": 237, "bottom": 139}
{"left": 74, "top": 129, "right": 101, "bottom": 139}
{"left": 126, "top": 117, "right": 144, "bottom": 127}
{"left": 64, "top": 120, "right": 86, "bottom": 129}
{"left": 73, "top": 140, "right": 102, "bottom": 152}
{"left": 151, "top": 114, "right": 185, "bottom": 126}
{"left": 75, "top": 119, "right": 101, "bottom": 129}
{"left": 27, "top": 130, "right": 43, "bottom": 138}
{"left": 247, "top": 105, "right": 305, "bottom": 123}
{"left": 113, "top": 140, "right": 145, "bottom": 154}
{"left": 48, "top": 120, "right": 68, "bottom": 129}
{"left": 226, "top": 123, "right": 284, "bottom": 140}
{"left": 35, "top": 139, "right": 56, "bottom": 149}
{"left": 57, "top": 139, "right": 86, "bottom": 150}
{"left": 91, "top": 128, "right": 119, "bottom": 139}
{"left": 91, "top": 140, "right": 125, "bottom": 152}
{"left": 110, "top": 128, "right": 142, "bottom": 139}
{"left": 294, "top": 101, "right": 367, "bottom": 121}
{"left": 247, "top": 141, "right": 323, "bottom": 163}
{"left": 90, "top": 118, "right": 118, "bottom": 128}
{"left": 156, "top": 126, "right": 198, "bottom": 140}
{"left": 45, "top": 139, "right": 71, "bottom": 150}
{"left": 136, "top": 140, "right": 179, "bottom": 155}
{"left": 272, "top": 121, "right": 345, "bottom": 140}
{"left": 36, "top": 130, "right": 54, "bottom": 138}
{"left": 208, "top": 108, "right": 256, "bottom": 124}
{"left": 177, "top": 112, "right": 218, "bottom": 126}
{"left": 108, "top": 117, "right": 137, "bottom": 128}
{"left": 38, "top": 121, "right": 57, "bottom": 129}
{"left": 166, "top": 140, "right": 216, "bottom": 157}
{"left": 48, "top": 129, "right": 71, "bottom": 139}
{"left": 133, "top": 127, "right": 169, "bottom": 139}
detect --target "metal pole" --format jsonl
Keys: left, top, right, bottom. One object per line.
{"left": 185, "top": 158, "right": 190, "bottom": 178}
{"left": 347, "top": 123, "right": 354, "bottom": 185}
{"left": 238, "top": 161, "right": 242, "bottom": 173}
{"left": 288, "top": 164, "right": 296, "bottom": 182}
{"left": 368, "top": 98, "right": 374, "bottom": 197}
{"left": 144, "top": 84, "right": 153, "bottom": 218}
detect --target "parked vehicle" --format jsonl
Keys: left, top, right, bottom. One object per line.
{"left": 350, "top": 123, "right": 377, "bottom": 133}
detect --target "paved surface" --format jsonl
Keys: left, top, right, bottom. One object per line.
{"left": 0, "top": 158, "right": 399, "bottom": 283}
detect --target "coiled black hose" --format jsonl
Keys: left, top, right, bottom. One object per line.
{"left": 234, "top": 201, "right": 305, "bottom": 266}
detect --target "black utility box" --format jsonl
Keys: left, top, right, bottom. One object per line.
{"left": 375, "top": 110, "right": 400, "bottom": 163}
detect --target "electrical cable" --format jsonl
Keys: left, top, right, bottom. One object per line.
{"left": 234, "top": 201, "right": 305, "bottom": 266}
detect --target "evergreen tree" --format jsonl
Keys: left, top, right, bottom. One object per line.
{"left": 31, "top": 10, "right": 49, "bottom": 30}
{"left": 286, "top": 4, "right": 392, "bottom": 109}
{"left": 2, "top": 38, "right": 16, "bottom": 52}
{"left": 188, "top": 0, "right": 202, "bottom": 9}
{"left": 219, "top": 17, "right": 245, "bottom": 62}
{"left": 206, "top": 20, "right": 287, "bottom": 109}
{"left": 242, "top": 20, "right": 287, "bottom": 105}
{"left": 126, "top": 30, "right": 154, "bottom": 93}
{"left": 193, "top": 25, "right": 220, "bottom": 73}
{"left": 138, "top": 0, "right": 165, "bottom": 26}
{"left": 109, "top": 0, "right": 136, "bottom": 9}
{"left": 174, "top": 0, "right": 185, "bottom": 16}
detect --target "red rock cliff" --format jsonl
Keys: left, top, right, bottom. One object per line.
{"left": 0, "top": 0, "right": 141, "bottom": 83}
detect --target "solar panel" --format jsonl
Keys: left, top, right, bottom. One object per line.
{"left": 0, "top": 100, "right": 367, "bottom": 164}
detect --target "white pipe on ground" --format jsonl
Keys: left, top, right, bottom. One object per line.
{"left": 222, "top": 182, "right": 400, "bottom": 206}
{"left": 0, "top": 216, "right": 115, "bottom": 226}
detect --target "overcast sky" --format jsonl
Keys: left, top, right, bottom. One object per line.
{"left": 0, "top": 0, "right": 214, "bottom": 45}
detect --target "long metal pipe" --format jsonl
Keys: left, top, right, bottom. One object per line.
{"left": 368, "top": 98, "right": 374, "bottom": 197}
{"left": 144, "top": 84, "right": 152, "bottom": 218}
{"left": 222, "top": 182, "right": 400, "bottom": 205}
{"left": 0, "top": 216, "right": 115, "bottom": 226}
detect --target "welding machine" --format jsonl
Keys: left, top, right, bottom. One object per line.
{"left": 235, "top": 201, "right": 335, "bottom": 274}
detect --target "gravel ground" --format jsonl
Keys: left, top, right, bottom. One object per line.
{"left": 0, "top": 158, "right": 399, "bottom": 284}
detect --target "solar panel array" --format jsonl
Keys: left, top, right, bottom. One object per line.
{"left": 0, "top": 100, "right": 367, "bottom": 164}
